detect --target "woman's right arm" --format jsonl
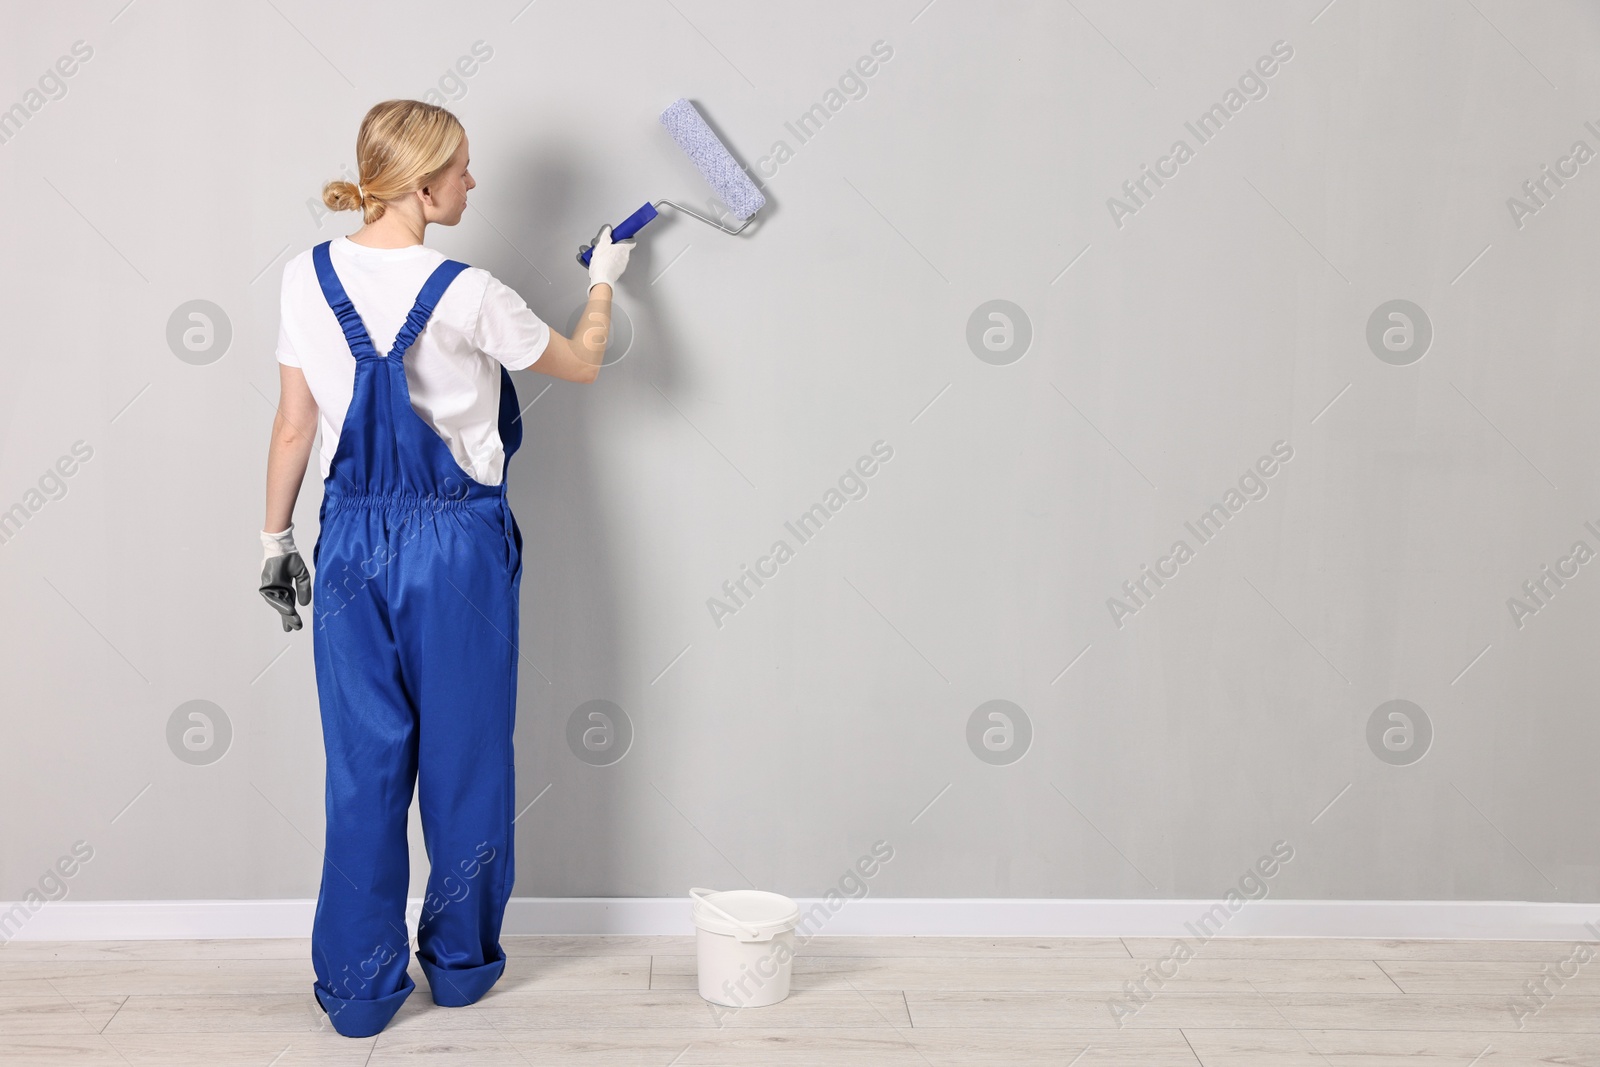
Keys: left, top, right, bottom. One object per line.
{"left": 530, "top": 226, "right": 633, "bottom": 383}
{"left": 533, "top": 282, "right": 612, "bottom": 384}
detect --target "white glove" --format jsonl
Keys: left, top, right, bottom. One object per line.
{"left": 261, "top": 524, "right": 297, "bottom": 563}
{"left": 587, "top": 224, "right": 635, "bottom": 292}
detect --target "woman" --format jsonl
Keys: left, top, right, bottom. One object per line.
{"left": 257, "top": 99, "right": 633, "bottom": 1038}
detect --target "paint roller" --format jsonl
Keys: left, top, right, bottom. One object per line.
{"left": 576, "top": 98, "right": 766, "bottom": 267}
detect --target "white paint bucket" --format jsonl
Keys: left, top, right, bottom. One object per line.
{"left": 689, "top": 886, "right": 801, "bottom": 1008}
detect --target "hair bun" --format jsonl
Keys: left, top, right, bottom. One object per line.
{"left": 324, "top": 99, "right": 464, "bottom": 223}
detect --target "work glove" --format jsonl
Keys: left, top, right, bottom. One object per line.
{"left": 259, "top": 524, "right": 312, "bottom": 632}
{"left": 586, "top": 224, "right": 635, "bottom": 292}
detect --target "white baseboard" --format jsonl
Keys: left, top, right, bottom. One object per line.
{"left": 3, "top": 897, "right": 1597, "bottom": 942}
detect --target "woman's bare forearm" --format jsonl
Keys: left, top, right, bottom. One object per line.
{"left": 264, "top": 411, "right": 315, "bottom": 533}
{"left": 573, "top": 283, "right": 612, "bottom": 374}
{"left": 264, "top": 365, "right": 319, "bottom": 533}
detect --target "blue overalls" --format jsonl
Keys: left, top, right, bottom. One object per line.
{"left": 306, "top": 241, "right": 523, "bottom": 1038}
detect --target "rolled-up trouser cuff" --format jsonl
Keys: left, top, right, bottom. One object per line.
{"left": 314, "top": 972, "right": 415, "bottom": 1037}
{"left": 419, "top": 953, "right": 506, "bottom": 1007}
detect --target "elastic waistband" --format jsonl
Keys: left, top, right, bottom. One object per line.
{"left": 325, "top": 491, "right": 502, "bottom": 514}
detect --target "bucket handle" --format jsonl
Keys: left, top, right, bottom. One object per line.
{"left": 689, "top": 886, "right": 764, "bottom": 940}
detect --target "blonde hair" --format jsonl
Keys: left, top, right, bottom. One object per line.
{"left": 321, "top": 99, "right": 465, "bottom": 224}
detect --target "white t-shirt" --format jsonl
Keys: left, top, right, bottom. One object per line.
{"left": 276, "top": 236, "right": 550, "bottom": 487}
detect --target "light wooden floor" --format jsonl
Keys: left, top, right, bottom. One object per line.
{"left": 2, "top": 935, "right": 1598, "bottom": 1065}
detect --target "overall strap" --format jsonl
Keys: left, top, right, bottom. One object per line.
{"left": 390, "top": 260, "right": 470, "bottom": 361}
{"left": 311, "top": 241, "right": 379, "bottom": 361}
{"left": 312, "top": 242, "right": 470, "bottom": 362}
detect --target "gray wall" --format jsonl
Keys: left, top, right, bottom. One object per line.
{"left": 3, "top": 0, "right": 1598, "bottom": 911}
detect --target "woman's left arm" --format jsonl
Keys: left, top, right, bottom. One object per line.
{"left": 264, "top": 363, "right": 318, "bottom": 533}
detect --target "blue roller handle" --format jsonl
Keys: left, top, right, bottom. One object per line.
{"left": 579, "top": 202, "right": 658, "bottom": 267}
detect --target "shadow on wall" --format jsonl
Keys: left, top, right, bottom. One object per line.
{"left": 497, "top": 143, "right": 624, "bottom": 898}
{"left": 487, "top": 103, "right": 775, "bottom": 896}
{"left": 489, "top": 139, "right": 697, "bottom": 897}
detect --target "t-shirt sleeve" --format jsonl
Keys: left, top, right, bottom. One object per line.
{"left": 275, "top": 319, "right": 301, "bottom": 367}
{"left": 474, "top": 272, "right": 551, "bottom": 371}
{"left": 275, "top": 261, "right": 301, "bottom": 367}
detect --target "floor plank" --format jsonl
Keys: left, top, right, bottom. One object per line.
{"left": 1183, "top": 1027, "right": 1600, "bottom": 1066}
{"left": 789, "top": 936, "right": 1133, "bottom": 958}
{"left": 102, "top": 993, "right": 332, "bottom": 1035}
{"left": 1378, "top": 956, "right": 1600, "bottom": 995}
{"left": 0, "top": 994, "right": 127, "bottom": 1035}
{"left": 499, "top": 935, "right": 1132, "bottom": 958}
{"left": 60, "top": 1031, "right": 371, "bottom": 1066}
{"left": 0, "top": 958, "right": 315, "bottom": 997}
{"left": 650, "top": 954, "right": 1392, "bottom": 992}
{"left": 468, "top": 988, "right": 914, "bottom": 1030}
{"left": 903, "top": 989, "right": 1288, "bottom": 1028}
{"left": 1263, "top": 991, "right": 1600, "bottom": 1033}
{"left": 0, "top": 1036, "right": 147, "bottom": 1067}
{"left": 1123, "top": 938, "right": 1586, "bottom": 962}
{"left": 473, "top": 1026, "right": 1202, "bottom": 1065}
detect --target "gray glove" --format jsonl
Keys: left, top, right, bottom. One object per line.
{"left": 260, "top": 526, "right": 312, "bottom": 632}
